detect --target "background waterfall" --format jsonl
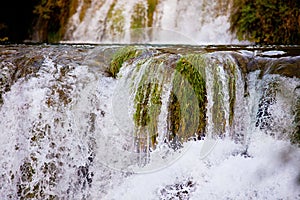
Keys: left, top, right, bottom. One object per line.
{"left": 63, "top": 0, "right": 242, "bottom": 44}
{"left": 0, "top": 44, "right": 299, "bottom": 199}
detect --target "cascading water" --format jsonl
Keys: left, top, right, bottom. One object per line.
{"left": 63, "top": 0, "right": 242, "bottom": 44}
{"left": 0, "top": 44, "right": 299, "bottom": 199}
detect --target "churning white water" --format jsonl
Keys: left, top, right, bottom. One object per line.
{"left": 0, "top": 45, "right": 299, "bottom": 199}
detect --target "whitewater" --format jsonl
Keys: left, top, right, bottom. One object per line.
{"left": 0, "top": 0, "right": 300, "bottom": 199}
{"left": 0, "top": 44, "right": 299, "bottom": 199}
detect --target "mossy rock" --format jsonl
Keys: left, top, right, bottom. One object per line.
{"left": 132, "top": 53, "right": 177, "bottom": 151}
{"left": 267, "top": 57, "right": 300, "bottom": 78}
{"left": 134, "top": 82, "right": 162, "bottom": 151}
{"left": 108, "top": 46, "right": 141, "bottom": 78}
{"left": 168, "top": 56, "right": 207, "bottom": 146}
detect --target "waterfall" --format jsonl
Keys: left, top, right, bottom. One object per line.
{"left": 63, "top": 0, "right": 242, "bottom": 44}
{"left": 0, "top": 44, "right": 299, "bottom": 199}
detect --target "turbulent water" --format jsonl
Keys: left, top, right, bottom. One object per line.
{"left": 0, "top": 44, "right": 299, "bottom": 199}
{"left": 63, "top": 0, "right": 242, "bottom": 44}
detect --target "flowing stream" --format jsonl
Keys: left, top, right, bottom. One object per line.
{"left": 0, "top": 44, "right": 299, "bottom": 199}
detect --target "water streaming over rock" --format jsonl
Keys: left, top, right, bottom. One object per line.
{"left": 0, "top": 44, "right": 299, "bottom": 199}
{"left": 63, "top": 0, "right": 242, "bottom": 44}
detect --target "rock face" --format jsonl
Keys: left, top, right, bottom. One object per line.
{"left": 159, "top": 178, "right": 196, "bottom": 200}
{"left": 0, "top": 0, "right": 78, "bottom": 43}
{"left": 0, "top": 1, "right": 36, "bottom": 42}
{"left": 30, "top": 0, "right": 79, "bottom": 42}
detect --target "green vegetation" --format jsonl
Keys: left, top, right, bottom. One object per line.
{"left": 134, "top": 82, "right": 162, "bottom": 150}
{"left": 2, "top": 0, "right": 300, "bottom": 44}
{"left": 132, "top": 55, "right": 171, "bottom": 151}
{"left": 106, "top": 1, "right": 117, "bottom": 25}
{"left": 225, "top": 60, "right": 237, "bottom": 127}
{"left": 168, "top": 56, "right": 207, "bottom": 144}
{"left": 108, "top": 46, "right": 141, "bottom": 78}
{"left": 132, "top": 53, "right": 178, "bottom": 151}
{"left": 106, "top": 1, "right": 125, "bottom": 38}
{"left": 147, "top": 0, "right": 159, "bottom": 27}
{"left": 230, "top": 0, "right": 300, "bottom": 44}
{"left": 131, "top": 3, "right": 147, "bottom": 29}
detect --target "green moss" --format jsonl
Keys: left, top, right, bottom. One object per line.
{"left": 108, "top": 46, "right": 141, "bottom": 78}
{"left": 134, "top": 83, "right": 152, "bottom": 127}
{"left": 106, "top": 1, "right": 125, "bottom": 37}
{"left": 226, "top": 61, "right": 237, "bottom": 127}
{"left": 132, "top": 54, "right": 176, "bottom": 151}
{"left": 111, "top": 8, "right": 125, "bottom": 35}
{"left": 168, "top": 56, "right": 207, "bottom": 144}
{"left": 134, "top": 82, "right": 162, "bottom": 151}
{"left": 131, "top": 3, "right": 147, "bottom": 29}
{"left": 168, "top": 92, "right": 181, "bottom": 142}
{"left": 107, "top": 1, "right": 117, "bottom": 21}
{"left": 147, "top": 0, "right": 159, "bottom": 27}
{"left": 132, "top": 58, "right": 165, "bottom": 151}
{"left": 47, "top": 31, "right": 61, "bottom": 43}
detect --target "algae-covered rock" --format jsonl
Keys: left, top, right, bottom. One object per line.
{"left": 131, "top": 53, "right": 174, "bottom": 152}
{"left": 134, "top": 82, "right": 162, "bottom": 152}
{"left": 168, "top": 56, "right": 207, "bottom": 146}
{"left": 108, "top": 46, "right": 141, "bottom": 78}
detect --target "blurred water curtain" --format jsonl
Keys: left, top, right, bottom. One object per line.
{"left": 30, "top": 0, "right": 236, "bottom": 44}
{"left": 1, "top": 0, "right": 299, "bottom": 44}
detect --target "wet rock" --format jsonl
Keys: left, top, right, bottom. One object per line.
{"left": 159, "top": 178, "right": 196, "bottom": 200}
